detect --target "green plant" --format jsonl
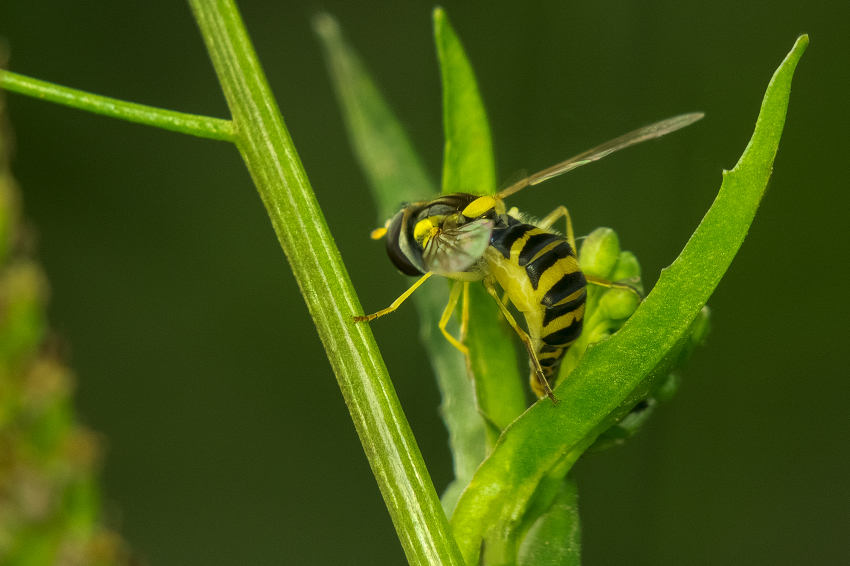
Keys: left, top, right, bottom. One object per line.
{"left": 0, "top": 2, "right": 806, "bottom": 565}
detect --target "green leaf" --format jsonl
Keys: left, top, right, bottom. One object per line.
{"left": 313, "top": 13, "right": 435, "bottom": 217}
{"left": 313, "top": 12, "right": 487, "bottom": 517}
{"left": 466, "top": 283, "right": 527, "bottom": 439}
{"left": 434, "top": 7, "right": 527, "bottom": 440}
{"left": 449, "top": 35, "right": 809, "bottom": 565}
{"left": 517, "top": 476, "right": 581, "bottom": 566}
{"left": 434, "top": 7, "right": 497, "bottom": 197}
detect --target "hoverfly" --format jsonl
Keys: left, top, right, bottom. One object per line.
{"left": 355, "top": 113, "right": 703, "bottom": 403}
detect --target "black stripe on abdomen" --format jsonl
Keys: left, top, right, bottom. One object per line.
{"left": 542, "top": 290, "right": 586, "bottom": 327}
{"left": 542, "top": 269, "right": 587, "bottom": 307}
{"left": 518, "top": 232, "right": 561, "bottom": 266}
{"left": 490, "top": 222, "right": 534, "bottom": 260}
{"left": 525, "top": 242, "right": 573, "bottom": 290}
{"left": 542, "top": 316, "right": 583, "bottom": 347}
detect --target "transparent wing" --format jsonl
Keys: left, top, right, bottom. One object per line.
{"left": 497, "top": 112, "right": 704, "bottom": 198}
{"left": 422, "top": 218, "right": 494, "bottom": 275}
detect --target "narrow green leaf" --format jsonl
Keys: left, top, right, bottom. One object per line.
{"left": 466, "top": 283, "right": 527, "bottom": 439}
{"left": 434, "top": 7, "right": 496, "bottom": 197}
{"left": 434, "top": 7, "right": 527, "bottom": 438}
{"left": 0, "top": 70, "right": 235, "bottom": 142}
{"left": 313, "top": 12, "right": 487, "bottom": 517}
{"left": 188, "top": 3, "right": 464, "bottom": 565}
{"left": 450, "top": 35, "right": 808, "bottom": 565}
{"left": 313, "top": 14, "right": 434, "bottom": 216}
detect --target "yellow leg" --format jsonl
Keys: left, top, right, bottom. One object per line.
{"left": 584, "top": 274, "right": 643, "bottom": 300}
{"left": 538, "top": 205, "right": 576, "bottom": 252}
{"left": 459, "top": 282, "right": 470, "bottom": 345}
{"left": 353, "top": 272, "right": 433, "bottom": 322}
{"left": 438, "top": 281, "right": 469, "bottom": 356}
{"left": 483, "top": 278, "right": 559, "bottom": 404}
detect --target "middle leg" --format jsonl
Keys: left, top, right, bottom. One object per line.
{"left": 483, "top": 278, "right": 559, "bottom": 404}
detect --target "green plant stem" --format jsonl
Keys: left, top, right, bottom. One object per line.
{"left": 312, "top": 13, "right": 487, "bottom": 518}
{"left": 188, "top": 2, "right": 464, "bottom": 565}
{"left": 0, "top": 70, "right": 235, "bottom": 142}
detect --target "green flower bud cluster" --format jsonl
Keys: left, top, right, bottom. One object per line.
{"left": 556, "top": 227, "right": 711, "bottom": 452}
{"left": 556, "top": 228, "right": 644, "bottom": 383}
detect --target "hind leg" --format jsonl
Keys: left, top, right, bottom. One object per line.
{"left": 538, "top": 205, "right": 576, "bottom": 252}
{"left": 585, "top": 274, "right": 643, "bottom": 300}
{"left": 482, "top": 278, "right": 558, "bottom": 404}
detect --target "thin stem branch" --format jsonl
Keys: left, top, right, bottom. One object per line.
{"left": 187, "top": 1, "right": 464, "bottom": 565}
{"left": 0, "top": 70, "right": 235, "bottom": 142}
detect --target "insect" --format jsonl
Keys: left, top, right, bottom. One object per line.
{"left": 355, "top": 113, "right": 704, "bottom": 403}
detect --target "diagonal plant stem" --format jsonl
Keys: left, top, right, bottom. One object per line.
{"left": 312, "top": 12, "right": 487, "bottom": 518}
{"left": 187, "top": 1, "right": 464, "bottom": 565}
{"left": 0, "top": 70, "right": 235, "bottom": 141}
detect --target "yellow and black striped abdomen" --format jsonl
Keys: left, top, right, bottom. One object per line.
{"left": 488, "top": 216, "right": 587, "bottom": 394}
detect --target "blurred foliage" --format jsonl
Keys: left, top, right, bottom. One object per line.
{"left": 0, "top": 71, "right": 135, "bottom": 566}
{"left": 0, "top": 2, "right": 820, "bottom": 564}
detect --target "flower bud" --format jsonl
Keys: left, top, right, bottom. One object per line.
{"left": 611, "top": 250, "right": 640, "bottom": 280}
{"left": 578, "top": 227, "right": 620, "bottom": 279}
{"left": 610, "top": 250, "right": 644, "bottom": 295}
{"left": 598, "top": 288, "right": 640, "bottom": 321}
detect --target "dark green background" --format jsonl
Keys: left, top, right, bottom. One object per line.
{"left": 0, "top": 1, "right": 847, "bottom": 565}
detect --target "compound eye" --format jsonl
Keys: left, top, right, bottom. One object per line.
{"left": 385, "top": 209, "right": 425, "bottom": 276}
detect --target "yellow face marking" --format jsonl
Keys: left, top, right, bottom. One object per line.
{"left": 462, "top": 196, "right": 497, "bottom": 218}
{"left": 413, "top": 218, "right": 436, "bottom": 243}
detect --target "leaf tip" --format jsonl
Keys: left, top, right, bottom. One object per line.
{"left": 783, "top": 34, "right": 809, "bottom": 70}
{"left": 311, "top": 12, "right": 339, "bottom": 41}
{"left": 433, "top": 7, "right": 449, "bottom": 42}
